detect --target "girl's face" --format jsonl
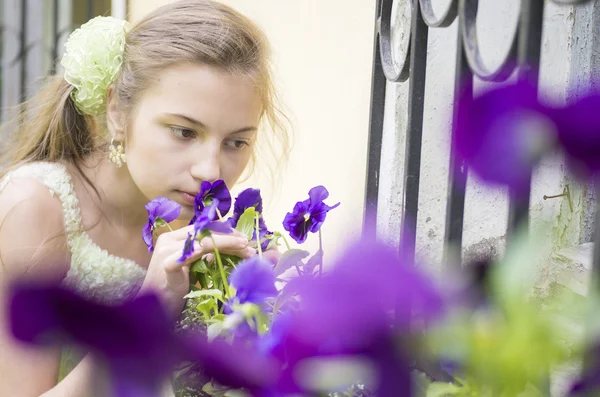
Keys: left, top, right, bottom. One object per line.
{"left": 119, "top": 63, "right": 262, "bottom": 219}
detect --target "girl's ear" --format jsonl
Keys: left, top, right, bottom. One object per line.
{"left": 106, "top": 86, "right": 125, "bottom": 141}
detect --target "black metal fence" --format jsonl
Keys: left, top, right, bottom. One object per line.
{"left": 364, "top": 0, "right": 600, "bottom": 278}
{"left": 1, "top": 0, "right": 111, "bottom": 124}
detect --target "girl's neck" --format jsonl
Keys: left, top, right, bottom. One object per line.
{"left": 75, "top": 153, "right": 150, "bottom": 230}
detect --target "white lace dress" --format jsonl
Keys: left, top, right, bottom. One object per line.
{"left": 0, "top": 161, "right": 147, "bottom": 303}
{"left": 0, "top": 162, "right": 174, "bottom": 395}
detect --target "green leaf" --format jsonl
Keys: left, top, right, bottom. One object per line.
{"left": 207, "top": 321, "right": 225, "bottom": 341}
{"left": 195, "top": 297, "right": 217, "bottom": 318}
{"left": 236, "top": 207, "right": 259, "bottom": 240}
{"left": 264, "top": 236, "right": 278, "bottom": 251}
{"left": 190, "top": 258, "right": 209, "bottom": 274}
{"left": 202, "top": 381, "right": 230, "bottom": 397}
{"left": 221, "top": 254, "right": 242, "bottom": 268}
{"left": 273, "top": 280, "right": 300, "bottom": 313}
{"left": 273, "top": 249, "right": 310, "bottom": 276}
{"left": 230, "top": 302, "right": 261, "bottom": 319}
{"left": 224, "top": 390, "right": 250, "bottom": 397}
{"left": 491, "top": 225, "right": 544, "bottom": 309}
{"left": 426, "top": 382, "right": 463, "bottom": 397}
{"left": 196, "top": 272, "right": 208, "bottom": 289}
{"left": 207, "top": 313, "right": 226, "bottom": 322}
{"left": 184, "top": 288, "right": 223, "bottom": 300}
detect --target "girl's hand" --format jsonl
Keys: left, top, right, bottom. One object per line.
{"left": 138, "top": 225, "right": 255, "bottom": 318}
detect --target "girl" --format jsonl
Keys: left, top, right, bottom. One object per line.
{"left": 0, "top": 1, "right": 288, "bottom": 395}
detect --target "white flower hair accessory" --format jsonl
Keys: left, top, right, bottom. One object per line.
{"left": 60, "top": 16, "right": 130, "bottom": 116}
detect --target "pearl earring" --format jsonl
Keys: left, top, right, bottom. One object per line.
{"left": 108, "top": 138, "right": 126, "bottom": 168}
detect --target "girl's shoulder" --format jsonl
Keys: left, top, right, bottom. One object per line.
{"left": 0, "top": 162, "right": 71, "bottom": 282}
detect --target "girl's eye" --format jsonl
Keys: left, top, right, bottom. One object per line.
{"left": 169, "top": 126, "right": 196, "bottom": 139}
{"left": 224, "top": 139, "right": 250, "bottom": 149}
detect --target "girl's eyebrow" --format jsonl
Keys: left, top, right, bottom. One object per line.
{"left": 165, "top": 112, "right": 257, "bottom": 134}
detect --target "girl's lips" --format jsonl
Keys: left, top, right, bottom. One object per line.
{"left": 177, "top": 191, "right": 196, "bottom": 205}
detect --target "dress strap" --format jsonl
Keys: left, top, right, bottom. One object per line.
{"left": 1, "top": 162, "right": 84, "bottom": 240}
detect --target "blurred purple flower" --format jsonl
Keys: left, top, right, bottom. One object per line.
{"left": 189, "top": 338, "right": 280, "bottom": 395}
{"left": 142, "top": 197, "right": 181, "bottom": 253}
{"left": 228, "top": 256, "right": 278, "bottom": 306}
{"left": 454, "top": 81, "right": 558, "bottom": 194}
{"left": 283, "top": 186, "right": 340, "bottom": 244}
{"left": 221, "top": 257, "right": 278, "bottom": 340}
{"left": 263, "top": 236, "right": 434, "bottom": 396}
{"left": 293, "top": 235, "right": 443, "bottom": 344}
{"left": 8, "top": 283, "right": 195, "bottom": 397}
{"left": 191, "top": 180, "right": 232, "bottom": 223}
{"left": 554, "top": 93, "right": 600, "bottom": 179}
{"left": 568, "top": 342, "right": 600, "bottom": 396}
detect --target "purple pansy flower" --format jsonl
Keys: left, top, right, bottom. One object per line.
{"left": 553, "top": 93, "right": 600, "bottom": 178}
{"left": 233, "top": 188, "right": 264, "bottom": 217}
{"left": 223, "top": 257, "right": 278, "bottom": 340}
{"left": 282, "top": 186, "right": 340, "bottom": 244}
{"left": 228, "top": 256, "right": 278, "bottom": 305}
{"left": 192, "top": 199, "right": 232, "bottom": 235}
{"left": 190, "top": 180, "right": 232, "bottom": 224}
{"left": 453, "top": 81, "right": 559, "bottom": 195}
{"left": 178, "top": 232, "right": 196, "bottom": 264}
{"left": 142, "top": 197, "right": 181, "bottom": 253}
{"left": 8, "top": 283, "right": 197, "bottom": 397}
{"left": 228, "top": 188, "right": 270, "bottom": 240}
{"left": 178, "top": 199, "right": 232, "bottom": 263}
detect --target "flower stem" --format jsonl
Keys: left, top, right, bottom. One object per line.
{"left": 166, "top": 224, "right": 174, "bottom": 232}
{"left": 216, "top": 209, "right": 225, "bottom": 221}
{"left": 318, "top": 229, "right": 324, "bottom": 276}
{"left": 255, "top": 214, "right": 263, "bottom": 258}
{"left": 281, "top": 235, "right": 292, "bottom": 250}
{"left": 211, "top": 236, "right": 230, "bottom": 298}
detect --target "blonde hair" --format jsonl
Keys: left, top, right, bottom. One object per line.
{"left": 1, "top": 0, "right": 290, "bottom": 184}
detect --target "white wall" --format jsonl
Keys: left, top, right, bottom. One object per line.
{"left": 128, "top": 1, "right": 376, "bottom": 262}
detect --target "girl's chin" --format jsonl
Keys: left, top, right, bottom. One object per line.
{"left": 173, "top": 209, "right": 195, "bottom": 227}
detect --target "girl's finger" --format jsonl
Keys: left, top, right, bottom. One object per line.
{"left": 198, "top": 233, "right": 249, "bottom": 253}
{"left": 163, "top": 240, "right": 203, "bottom": 272}
{"left": 201, "top": 245, "right": 256, "bottom": 262}
{"left": 157, "top": 224, "right": 196, "bottom": 243}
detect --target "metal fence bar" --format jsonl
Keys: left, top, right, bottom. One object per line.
{"left": 24, "top": 0, "right": 46, "bottom": 100}
{"left": 1, "top": 0, "right": 24, "bottom": 127}
{"left": 400, "top": 2, "right": 429, "bottom": 257}
{"left": 443, "top": 15, "right": 470, "bottom": 266}
{"left": 18, "top": 0, "right": 27, "bottom": 105}
{"left": 363, "top": 0, "right": 386, "bottom": 235}
{"left": 87, "top": 0, "right": 95, "bottom": 20}
{"left": 506, "top": 0, "right": 546, "bottom": 237}
{"left": 50, "top": 0, "right": 60, "bottom": 75}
